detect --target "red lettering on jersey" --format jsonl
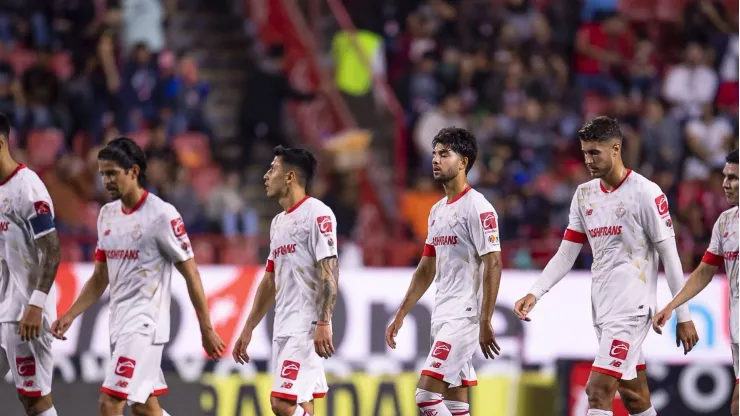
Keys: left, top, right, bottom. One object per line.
{"left": 0, "top": 221, "right": 8, "bottom": 231}
{"left": 105, "top": 250, "right": 140, "bottom": 260}
{"left": 16, "top": 357, "right": 36, "bottom": 376}
{"left": 726, "top": 251, "right": 739, "bottom": 261}
{"left": 588, "top": 226, "right": 623, "bottom": 238}
{"left": 170, "top": 217, "right": 186, "bottom": 238}
{"left": 654, "top": 194, "right": 669, "bottom": 217}
{"left": 33, "top": 201, "right": 51, "bottom": 216}
{"left": 316, "top": 216, "right": 333, "bottom": 233}
{"left": 272, "top": 244, "right": 297, "bottom": 259}
{"left": 479, "top": 212, "right": 497, "bottom": 230}
{"left": 431, "top": 236, "right": 458, "bottom": 246}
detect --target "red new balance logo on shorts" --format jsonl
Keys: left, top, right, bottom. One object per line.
{"left": 431, "top": 341, "right": 452, "bottom": 360}
{"left": 114, "top": 357, "right": 136, "bottom": 379}
{"left": 281, "top": 360, "right": 300, "bottom": 380}
{"left": 609, "top": 340, "right": 630, "bottom": 360}
{"left": 16, "top": 357, "right": 36, "bottom": 377}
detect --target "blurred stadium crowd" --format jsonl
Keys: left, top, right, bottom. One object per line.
{"left": 0, "top": 0, "right": 738, "bottom": 269}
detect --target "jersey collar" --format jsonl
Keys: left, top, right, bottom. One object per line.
{"left": 286, "top": 195, "right": 310, "bottom": 214}
{"left": 600, "top": 169, "right": 632, "bottom": 194}
{"left": 447, "top": 186, "right": 472, "bottom": 204}
{"left": 122, "top": 191, "right": 149, "bottom": 215}
{"left": 0, "top": 164, "right": 25, "bottom": 186}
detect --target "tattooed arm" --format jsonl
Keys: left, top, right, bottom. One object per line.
{"left": 314, "top": 255, "right": 338, "bottom": 358}
{"left": 18, "top": 230, "right": 61, "bottom": 342}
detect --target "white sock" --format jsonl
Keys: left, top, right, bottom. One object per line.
{"left": 631, "top": 407, "right": 657, "bottom": 416}
{"left": 37, "top": 407, "right": 58, "bottom": 416}
{"left": 416, "top": 389, "right": 453, "bottom": 416}
{"left": 444, "top": 399, "right": 470, "bottom": 415}
{"left": 587, "top": 410, "right": 613, "bottom": 415}
{"left": 291, "top": 406, "right": 307, "bottom": 416}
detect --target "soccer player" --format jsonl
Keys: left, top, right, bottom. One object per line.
{"left": 0, "top": 113, "right": 61, "bottom": 416}
{"left": 653, "top": 149, "right": 739, "bottom": 416}
{"left": 50, "top": 137, "right": 225, "bottom": 416}
{"left": 233, "top": 146, "right": 339, "bottom": 416}
{"left": 513, "top": 116, "right": 699, "bottom": 416}
{"left": 385, "top": 127, "right": 503, "bottom": 416}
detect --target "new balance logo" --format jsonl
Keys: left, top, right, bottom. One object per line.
{"left": 610, "top": 360, "right": 622, "bottom": 368}
{"left": 116, "top": 380, "right": 128, "bottom": 388}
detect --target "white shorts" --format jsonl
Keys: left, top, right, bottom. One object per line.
{"left": 270, "top": 330, "right": 328, "bottom": 404}
{"left": 101, "top": 332, "right": 168, "bottom": 405}
{"left": 420, "top": 317, "right": 478, "bottom": 388}
{"left": 0, "top": 322, "right": 54, "bottom": 397}
{"left": 592, "top": 315, "right": 650, "bottom": 381}
{"left": 731, "top": 343, "right": 738, "bottom": 382}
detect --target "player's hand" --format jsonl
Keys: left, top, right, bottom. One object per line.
{"left": 50, "top": 313, "right": 75, "bottom": 340}
{"left": 513, "top": 294, "right": 535, "bottom": 321}
{"left": 386, "top": 316, "right": 403, "bottom": 349}
{"left": 479, "top": 320, "right": 501, "bottom": 359}
{"left": 18, "top": 306, "right": 43, "bottom": 342}
{"left": 233, "top": 330, "right": 252, "bottom": 365}
{"left": 676, "top": 320, "right": 699, "bottom": 355}
{"left": 314, "top": 324, "right": 335, "bottom": 359}
{"left": 652, "top": 306, "right": 673, "bottom": 334}
{"left": 201, "top": 327, "right": 225, "bottom": 361}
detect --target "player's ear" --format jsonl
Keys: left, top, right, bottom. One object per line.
{"left": 130, "top": 164, "right": 140, "bottom": 180}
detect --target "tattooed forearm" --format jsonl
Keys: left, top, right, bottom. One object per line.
{"left": 34, "top": 230, "right": 61, "bottom": 294}
{"left": 317, "top": 256, "right": 339, "bottom": 322}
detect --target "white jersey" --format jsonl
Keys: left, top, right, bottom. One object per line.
{"left": 424, "top": 187, "right": 501, "bottom": 323}
{"left": 703, "top": 206, "right": 739, "bottom": 343}
{"left": 565, "top": 170, "right": 674, "bottom": 325}
{"left": 95, "top": 191, "right": 193, "bottom": 344}
{"left": 0, "top": 165, "right": 57, "bottom": 325}
{"left": 267, "top": 197, "right": 338, "bottom": 337}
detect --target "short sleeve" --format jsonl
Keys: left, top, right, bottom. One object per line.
{"left": 95, "top": 209, "right": 106, "bottom": 262}
{"left": 155, "top": 206, "right": 194, "bottom": 263}
{"left": 19, "top": 178, "right": 55, "bottom": 239}
{"left": 468, "top": 197, "right": 501, "bottom": 257}
{"left": 702, "top": 217, "right": 724, "bottom": 266}
{"left": 564, "top": 193, "right": 587, "bottom": 243}
{"left": 423, "top": 206, "right": 436, "bottom": 257}
{"left": 310, "top": 206, "right": 338, "bottom": 262}
{"left": 266, "top": 218, "right": 276, "bottom": 272}
{"left": 639, "top": 184, "right": 675, "bottom": 243}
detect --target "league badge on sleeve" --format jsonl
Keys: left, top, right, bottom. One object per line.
{"left": 654, "top": 194, "right": 669, "bottom": 218}
{"left": 316, "top": 216, "right": 333, "bottom": 234}
{"left": 479, "top": 212, "right": 497, "bottom": 231}
{"left": 171, "top": 217, "right": 186, "bottom": 238}
{"left": 33, "top": 201, "right": 51, "bottom": 216}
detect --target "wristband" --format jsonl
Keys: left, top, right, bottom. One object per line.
{"left": 317, "top": 321, "right": 330, "bottom": 326}
{"left": 29, "top": 290, "right": 47, "bottom": 309}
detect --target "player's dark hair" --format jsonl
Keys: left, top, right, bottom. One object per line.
{"left": 273, "top": 145, "right": 317, "bottom": 189}
{"left": 728, "top": 149, "right": 739, "bottom": 165}
{"left": 98, "top": 137, "right": 148, "bottom": 188}
{"left": 578, "top": 116, "right": 623, "bottom": 143}
{"left": 0, "top": 112, "right": 9, "bottom": 141}
{"left": 431, "top": 126, "right": 478, "bottom": 174}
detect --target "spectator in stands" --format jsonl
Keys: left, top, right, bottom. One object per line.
{"left": 515, "top": 98, "right": 555, "bottom": 170}
{"left": 205, "top": 171, "right": 258, "bottom": 238}
{"left": 17, "top": 46, "right": 70, "bottom": 139}
{"left": 413, "top": 90, "right": 465, "bottom": 171}
{"left": 118, "top": 42, "right": 160, "bottom": 133}
{"left": 574, "top": 12, "right": 632, "bottom": 98}
{"left": 629, "top": 38, "right": 659, "bottom": 100}
{"left": 165, "top": 54, "right": 213, "bottom": 139}
{"left": 397, "top": 51, "right": 440, "bottom": 116}
{"left": 166, "top": 167, "right": 204, "bottom": 232}
{"left": 683, "top": 0, "right": 733, "bottom": 46}
{"left": 500, "top": 0, "right": 541, "bottom": 43}
{"left": 662, "top": 41, "right": 718, "bottom": 120}
{"left": 640, "top": 98, "right": 683, "bottom": 178}
{"left": 716, "top": 14, "right": 738, "bottom": 116}
{"left": 52, "top": 0, "right": 97, "bottom": 55}
{"left": 0, "top": 63, "right": 17, "bottom": 120}
{"left": 121, "top": 0, "right": 166, "bottom": 55}
{"left": 684, "top": 102, "right": 734, "bottom": 180}
{"left": 239, "top": 44, "right": 315, "bottom": 163}
{"left": 145, "top": 120, "right": 177, "bottom": 166}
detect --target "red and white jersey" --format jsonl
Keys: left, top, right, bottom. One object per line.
{"left": 423, "top": 187, "right": 501, "bottom": 323}
{"left": 0, "top": 165, "right": 57, "bottom": 325}
{"left": 564, "top": 170, "right": 674, "bottom": 324}
{"left": 95, "top": 191, "right": 194, "bottom": 344}
{"left": 266, "top": 197, "right": 338, "bottom": 337}
{"left": 702, "top": 206, "right": 739, "bottom": 343}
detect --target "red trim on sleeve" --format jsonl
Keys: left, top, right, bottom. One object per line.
{"left": 591, "top": 365, "right": 623, "bottom": 379}
{"left": 600, "top": 169, "right": 632, "bottom": 194}
{"left": 265, "top": 259, "right": 275, "bottom": 272}
{"left": 702, "top": 251, "right": 723, "bottom": 267}
{"left": 101, "top": 387, "right": 128, "bottom": 399}
{"left": 95, "top": 248, "right": 106, "bottom": 262}
{"left": 461, "top": 379, "right": 478, "bottom": 386}
{"left": 121, "top": 191, "right": 149, "bottom": 215}
{"left": 636, "top": 364, "right": 647, "bottom": 372}
{"left": 16, "top": 388, "right": 41, "bottom": 397}
{"left": 423, "top": 244, "right": 436, "bottom": 257}
{"left": 563, "top": 228, "right": 588, "bottom": 244}
{"left": 152, "top": 388, "right": 169, "bottom": 396}
{"left": 0, "top": 164, "right": 25, "bottom": 186}
{"left": 312, "top": 392, "right": 327, "bottom": 399}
